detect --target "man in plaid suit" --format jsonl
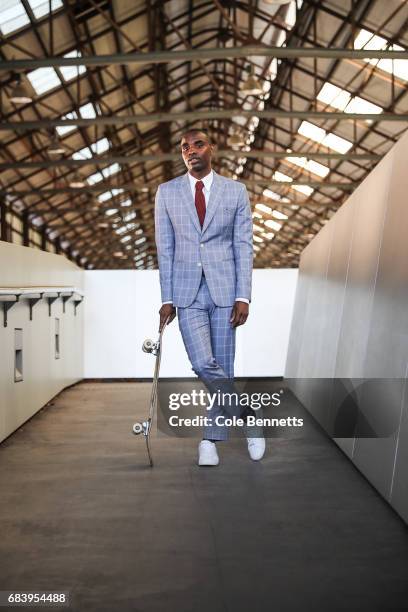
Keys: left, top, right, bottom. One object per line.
{"left": 155, "top": 128, "right": 265, "bottom": 466}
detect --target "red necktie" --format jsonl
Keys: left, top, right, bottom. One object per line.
{"left": 195, "top": 180, "right": 206, "bottom": 228}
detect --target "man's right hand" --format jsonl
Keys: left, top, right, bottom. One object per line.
{"left": 159, "top": 303, "right": 176, "bottom": 332}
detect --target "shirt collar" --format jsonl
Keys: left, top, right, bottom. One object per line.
{"left": 188, "top": 169, "right": 214, "bottom": 192}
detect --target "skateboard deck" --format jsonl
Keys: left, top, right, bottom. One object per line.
{"left": 132, "top": 321, "right": 168, "bottom": 466}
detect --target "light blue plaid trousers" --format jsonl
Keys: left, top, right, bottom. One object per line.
{"left": 177, "top": 274, "right": 241, "bottom": 441}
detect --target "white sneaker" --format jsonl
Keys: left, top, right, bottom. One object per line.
{"left": 198, "top": 440, "right": 219, "bottom": 466}
{"left": 247, "top": 436, "right": 266, "bottom": 461}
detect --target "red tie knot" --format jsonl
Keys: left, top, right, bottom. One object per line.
{"left": 195, "top": 180, "right": 204, "bottom": 191}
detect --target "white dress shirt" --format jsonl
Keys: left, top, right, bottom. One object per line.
{"left": 188, "top": 169, "right": 214, "bottom": 205}
{"left": 162, "top": 169, "right": 249, "bottom": 305}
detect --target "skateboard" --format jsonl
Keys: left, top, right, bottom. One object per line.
{"left": 132, "top": 319, "right": 168, "bottom": 466}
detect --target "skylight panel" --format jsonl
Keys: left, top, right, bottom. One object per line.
{"left": 298, "top": 120, "right": 353, "bottom": 153}
{"left": 28, "top": 0, "right": 63, "bottom": 19}
{"left": 101, "top": 163, "right": 120, "bottom": 179}
{"left": 263, "top": 189, "right": 281, "bottom": 201}
{"left": 323, "top": 132, "right": 352, "bottom": 154}
{"left": 91, "top": 137, "right": 109, "bottom": 155}
{"left": 59, "top": 50, "right": 87, "bottom": 81}
{"left": 272, "top": 210, "right": 288, "bottom": 220}
{"left": 268, "top": 58, "right": 278, "bottom": 80}
{"left": 98, "top": 191, "right": 112, "bottom": 203}
{"left": 273, "top": 171, "right": 293, "bottom": 182}
{"left": 317, "top": 83, "right": 350, "bottom": 110}
{"left": 354, "top": 28, "right": 408, "bottom": 82}
{"left": 56, "top": 110, "right": 78, "bottom": 136}
{"left": 286, "top": 156, "right": 330, "bottom": 178}
{"left": 344, "top": 96, "right": 383, "bottom": 114}
{"left": 72, "top": 146, "right": 92, "bottom": 160}
{"left": 111, "top": 188, "right": 124, "bottom": 197}
{"left": 354, "top": 29, "right": 375, "bottom": 50}
{"left": 304, "top": 159, "right": 330, "bottom": 178}
{"left": 375, "top": 57, "right": 408, "bottom": 81}
{"left": 74, "top": 137, "right": 109, "bottom": 160}
{"left": 293, "top": 184, "right": 314, "bottom": 196}
{"left": 56, "top": 103, "right": 96, "bottom": 137}
{"left": 285, "top": 1, "right": 297, "bottom": 28}
{"left": 87, "top": 171, "right": 103, "bottom": 185}
{"left": 98, "top": 188, "right": 124, "bottom": 203}
{"left": 256, "top": 203, "right": 273, "bottom": 214}
{"left": 317, "top": 82, "right": 383, "bottom": 116}
{"left": 262, "top": 189, "right": 290, "bottom": 202}
{"left": 87, "top": 163, "right": 120, "bottom": 186}
{"left": 0, "top": 0, "right": 29, "bottom": 35}
{"left": 264, "top": 219, "right": 282, "bottom": 232}
{"left": 298, "top": 121, "right": 326, "bottom": 142}
{"left": 27, "top": 67, "right": 61, "bottom": 95}
{"left": 123, "top": 212, "right": 137, "bottom": 222}
{"left": 79, "top": 102, "right": 96, "bottom": 118}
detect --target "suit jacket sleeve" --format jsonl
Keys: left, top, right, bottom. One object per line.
{"left": 233, "top": 184, "right": 253, "bottom": 302}
{"left": 155, "top": 185, "right": 175, "bottom": 303}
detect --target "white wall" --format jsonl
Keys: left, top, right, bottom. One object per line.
{"left": 0, "top": 241, "right": 84, "bottom": 443}
{"left": 84, "top": 269, "right": 298, "bottom": 378}
{"left": 0, "top": 241, "right": 84, "bottom": 288}
{"left": 0, "top": 243, "right": 297, "bottom": 442}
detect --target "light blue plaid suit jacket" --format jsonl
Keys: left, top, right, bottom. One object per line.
{"left": 155, "top": 170, "right": 253, "bottom": 308}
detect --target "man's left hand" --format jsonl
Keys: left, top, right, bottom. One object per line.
{"left": 230, "top": 301, "right": 249, "bottom": 327}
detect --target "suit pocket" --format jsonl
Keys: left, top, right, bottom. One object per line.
{"left": 217, "top": 206, "right": 236, "bottom": 223}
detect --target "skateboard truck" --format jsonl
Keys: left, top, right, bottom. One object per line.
{"left": 132, "top": 420, "right": 151, "bottom": 436}
{"left": 132, "top": 318, "right": 169, "bottom": 466}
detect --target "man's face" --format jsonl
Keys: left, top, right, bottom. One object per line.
{"left": 180, "top": 131, "right": 213, "bottom": 173}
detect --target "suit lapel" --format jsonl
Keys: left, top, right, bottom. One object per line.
{"left": 179, "top": 171, "right": 226, "bottom": 235}
{"left": 179, "top": 172, "right": 201, "bottom": 234}
{"left": 202, "top": 171, "right": 225, "bottom": 234}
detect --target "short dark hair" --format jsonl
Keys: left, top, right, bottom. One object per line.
{"left": 180, "top": 127, "right": 212, "bottom": 143}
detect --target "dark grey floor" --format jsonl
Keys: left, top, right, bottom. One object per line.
{"left": 0, "top": 381, "right": 407, "bottom": 612}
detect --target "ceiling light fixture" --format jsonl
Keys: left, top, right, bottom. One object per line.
{"left": 69, "top": 172, "right": 85, "bottom": 188}
{"left": 48, "top": 132, "right": 65, "bottom": 156}
{"left": 8, "top": 74, "right": 32, "bottom": 104}
{"left": 227, "top": 132, "right": 246, "bottom": 148}
{"left": 241, "top": 69, "right": 263, "bottom": 96}
{"left": 263, "top": 0, "right": 291, "bottom": 4}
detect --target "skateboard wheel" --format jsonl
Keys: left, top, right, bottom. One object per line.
{"left": 132, "top": 422, "right": 143, "bottom": 435}
{"left": 142, "top": 339, "right": 154, "bottom": 353}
